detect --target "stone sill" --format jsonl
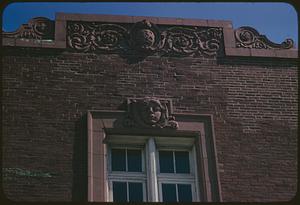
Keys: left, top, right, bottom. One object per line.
{"left": 2, "top": 13, "right": 298, "bottom": 59}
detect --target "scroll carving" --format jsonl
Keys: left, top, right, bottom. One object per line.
{"left": 2, "top": 17, "right": 54, "bottom": 40}
{"left": 67, "top": 20, "right": 223, "bottom": 57}
{"left": 162, "top": 27, "right": 222, "bottom": 56}
{"left": 123, "top": 98, "right": 178, "bottom": 129}
{"left": 67, "top": 23, "right": 127, "bottom": 52}
{"left": 235, "top": 26, "right": 293, "bottom": 49}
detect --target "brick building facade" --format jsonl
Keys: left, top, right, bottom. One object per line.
{"left": 2, "top": 13, "right": 298, "bottom": 202}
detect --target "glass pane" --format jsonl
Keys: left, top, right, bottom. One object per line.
{"left": 127, "top": 149, "right": 142, "bottom": 172}
{"left": 162, "top": 183, "right": 177, "bottom": 202}
{"left": 175, "top": 151, "right": 190, "bottom": 173}
{"left": 159, "top": 151, "right": 174, "bottom": 173}
{"left": 113, "top": 182, "right": 127, "bottom": 202}
{"left": 129, "top": 182, "right": 143, "bottom": 202}
{"left": 111, "top": 149, "right": 126, "bottom": 171}
{"left": 178, "top": 184, "right": 192, "bottom": 202}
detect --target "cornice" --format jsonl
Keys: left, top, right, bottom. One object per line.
{"left": 2, "top": 13, "right": 297, "bottom": 59}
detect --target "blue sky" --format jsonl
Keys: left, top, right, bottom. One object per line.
{"left": 2, "top": 2, "right": 298, "bottom": 46}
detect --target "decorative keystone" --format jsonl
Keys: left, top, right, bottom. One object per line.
{"left": 123, "top": 97, "right": 178, "bottom": 129}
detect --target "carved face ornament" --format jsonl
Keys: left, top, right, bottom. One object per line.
{"left": 124, "top": 98, "right": 178, "bottom": 129}
{"left": 139, "top": 100, "right": 163, "bottom": 125}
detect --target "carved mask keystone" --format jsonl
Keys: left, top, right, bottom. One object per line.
{"left": 124, "top": 98, "right": 178, "bottom": 129}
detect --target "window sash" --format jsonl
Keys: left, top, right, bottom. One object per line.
{"left": 159, "top": 182, "right": 195, "bottom": 202}
{"left": 156, "top": 148, "right": 196, "bottom": 175}
{"left": 106, "top": 136, "right": 199, "bottom": 202}
{"left": 158, "top": 150, "right": 191, "bottom": 174}
{"left": 108, "top": 146, "right": 145, "bottom": 173}
{"left": 108, "top": 180, "right": 147, "bottom": 202}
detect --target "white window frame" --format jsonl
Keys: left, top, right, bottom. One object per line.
{"left": 156, "top": 146, "right": 199, "bottom": 202}
{"left": 158, "top": 182, "right": 197, "bottom": 202}
{"left": 105, "top": 135, "right": 200, "bottom": 202}
{"left": 107, "top": 144, "right": 147, "bottom": 202}
{"left": 108, "top": 180, "right": 147, "bottom": 202}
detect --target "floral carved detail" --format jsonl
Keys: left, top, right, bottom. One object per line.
{"left": 67, "top": 20, "right": 223, "bottom": 57}
{"left": 123, "top": 98, "right": 178, "bottom": 129}
{"left": 161, "top": 27, "right": 223, "bottom": 56}
{"left": 2, "top": 17, "right": 54, "bottom": 40}
{"left": 67, "top": 22, "right": 128, "bottom": 52}
{"left": 235, "top": 26, "right": 294, "bottom": 49}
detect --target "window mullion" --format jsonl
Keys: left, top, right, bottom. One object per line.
{"left": 126, "top": 182, "right": 129, "bottom": 202}
{"left": 147, "top": 137, "right": 159, "bottom": 202}
{"left": 125, "top": 148, "right": 128, "bottom": 172}
{"left": 176, "top": 184, "right": 179, "bottom": 202}
{"left": 173, "top": 151, "right": 176, "bottom": 174}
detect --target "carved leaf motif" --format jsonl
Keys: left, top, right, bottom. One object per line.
{"left": 235, "top": 26, "right": 294, "bottom": 49}
{"left": 162, "top": 27, "right": 223, "bottom": 56}
{"left": 2, "top": 17, "right": 54, "bottom": 40}
{"left": 162, "top": 27, "right": 198, "bottom": 55}
{"left": 67, "top": 22, "right": 127, "bottom": 52}
{"left": 67, "top": 20, "right": 223, "bottom": 57}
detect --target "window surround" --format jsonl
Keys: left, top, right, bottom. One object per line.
{"left": 87, "top": 110, "right": 222, "bottom": 202}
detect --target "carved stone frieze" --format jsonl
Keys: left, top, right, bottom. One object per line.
{"left": 123, "top": 98, "right": 178, "bottom": 129}
{"left": 67, "top": 22, "right": 128, "bottom": 52}
{"left": 161, "top": 26, "right": 223, "bottom": 56}
{"left": 67, "top": 20, "right": 223, "bottom": 57}
{"left": 235, "top": 26, "right": 294, "bottom": 49}
{"left": 2, "top": 17, "right": 54, "bottom": 40}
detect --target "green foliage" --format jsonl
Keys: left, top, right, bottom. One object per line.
{"left": 2, "top": 167, "right": 54, "bottom": 178}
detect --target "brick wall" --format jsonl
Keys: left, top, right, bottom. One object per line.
{"left": 2, "top": 46, "right": 297, "bottom": 201}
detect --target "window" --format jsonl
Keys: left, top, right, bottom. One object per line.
{"left": 159, "top": 150, "right": 190, "bottom": 173}
{"left": 106, "top": 136, "right": 199, "bottom": 202}
{"left": 107, "top": 147, "right": 146, "bottom": 202}
{"left": 161, "top": 183, "right": 193, "bottom": 202}
{"left": 111, "top": 148, "right": 142, "bottom": 172}
{"left": 157, "top": 149, "right": 197, "bottom": 202}
{"left": 87, "top": 110, "right": 221, "bottom": 202}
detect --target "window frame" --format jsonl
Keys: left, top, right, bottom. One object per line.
{"left": 156, "top": 146, "right": 200, "bottom": 202}
{"left": 108, "top": 146, "right": 146, "bottom": 173}
{"left": 107, "top": 144, "right": 147, "bottom": 202}
{"left": 108, "top": 180, "right": 147, "bottom": 202}
{"left": 159, "top": 182, "right": 197, "bottom": 202}
{"left": 87, "top": 110, "right": 222, "bottom": 202}
{"left": 106, "top": 135, "right": 200, "bottom": 202}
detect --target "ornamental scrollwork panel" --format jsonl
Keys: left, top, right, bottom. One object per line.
{"left": 161, "top": 26, "right": 223, "bottom": 56}
{"left": 2, "top": 17, "right": 55, "bottom": 40}
{"left": 235, "top": 26, "right": 294, "bottom": 49}
{"left": 67, "top": 20, "right": 224, "bottom": 57}
{"left": 67, "top": 23, "right": 128, "bottom": 52}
